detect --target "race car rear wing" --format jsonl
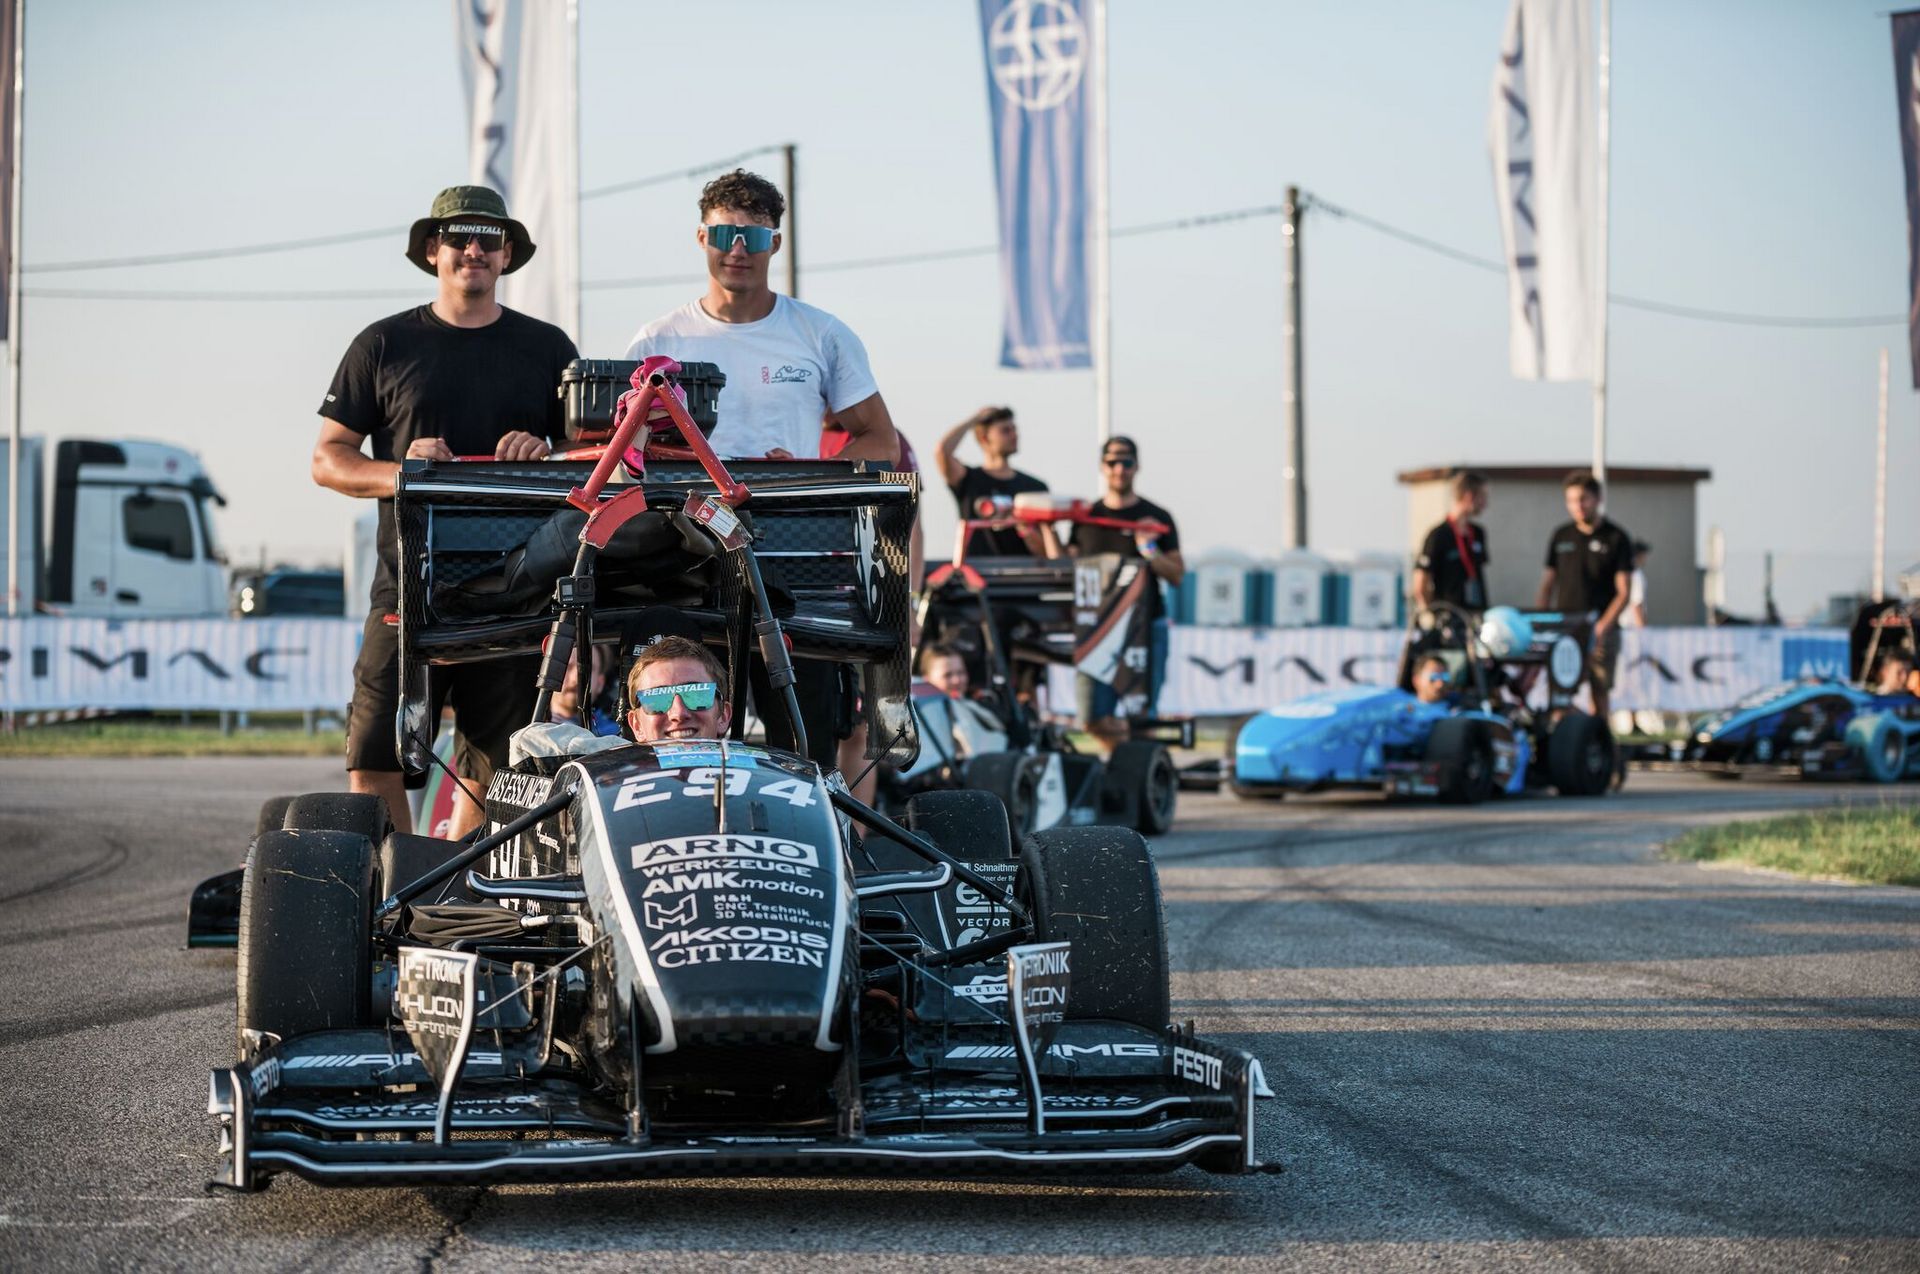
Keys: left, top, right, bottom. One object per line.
{"left": 392, "top": 456, "right": 919, "bottom": 775}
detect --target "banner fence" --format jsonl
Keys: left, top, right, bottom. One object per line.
{"left": 0, "top": 618, "right": 1850, "bottom": 718}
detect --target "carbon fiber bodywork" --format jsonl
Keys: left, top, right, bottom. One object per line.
{"left": 208, "top": 748, "right": 1271, "bottom": 1189}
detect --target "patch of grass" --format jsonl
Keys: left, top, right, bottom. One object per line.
{"left": 1668, "top": 803, "right": 1920, "bottom": 887}
{"left": 0, "top": 718, "right": 342, "bottom": 758}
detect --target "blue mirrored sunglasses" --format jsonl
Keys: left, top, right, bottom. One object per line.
{"left": 1421, "top": 671, "right": 1449, "bottom": 683}
{"left": 705, "top": 223, "right": 776, "bottom": 254}
{"left": 634, "top": 681, "right": 719, "bottom": 714}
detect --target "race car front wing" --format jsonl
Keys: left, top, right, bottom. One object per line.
{"left": 208, "top": 1021, "right": 1276, "bottom": 1188}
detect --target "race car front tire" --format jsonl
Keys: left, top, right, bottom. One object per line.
{"left": 1425, "top": 718, "right": 1494, "bottom": 804}
{"left": 283, "top": 792, "right": 394, "bottom": 845}
{"left": 1547, "top": 711, "right": 1615, "bottom": 797}
{"left": 1106, "top": 741, "right": 1178, "bottom": 834}
{"left": 236, "top": 829, "right": 374, "bottom": 1052}
{"left": 1017, "top": 826, "right": 1169, "bottom": 1031}
{"left": 966, "top": 752, "right": 1039, "bottom": 837}
{"left": 1845, "top": 714, "right": 1907, "bottom": 784}
{"left": 253, "top": 795, "right": 298, "bottom": 841}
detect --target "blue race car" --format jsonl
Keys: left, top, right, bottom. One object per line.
{"left": 1230, "top": 605, "right": 1616, "bottom": 804}
{"left": 1681, "top": 601, "right": 1920, "bottom": 782}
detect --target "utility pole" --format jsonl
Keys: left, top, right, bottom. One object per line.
{"left": 1090, "top": 0, "right": 1111, "bottom": 443}
{"left": 1591, "top": 0, "right": 1611, "bottom": 487}
{"left": 1875, "top": 347, "right": 1889, "bottom": 601}
{"left": 782, "top": 142, "right": 798, "bottom": 298}
{"left": 1281, "top": 185, "right": 1306, "bottom": 549}
{"left": 5, "top": 0, "right": 22, "bottom": 617}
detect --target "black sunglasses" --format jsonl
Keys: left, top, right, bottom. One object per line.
{"left": 438, "top": 222, "right": 506, "bottom": 252}
{"left": 1102, "top": 454, "right": 1137, "bottom": 469}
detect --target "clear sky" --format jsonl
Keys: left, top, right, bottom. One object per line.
{"left": 14, "top": 0, "right": 1910, "bottom": 619}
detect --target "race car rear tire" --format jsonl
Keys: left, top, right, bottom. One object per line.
{"left": 906, "top": 789, "right": 1016, "bottom": 862}
{"left": 1106, "top": 741, "right": 1178, "bottom": 835}
{"left": 1425, "top": 718, "right": 1494, "bottom": 805}
{"left": 966, "top": 752, "right": 1039, "bottom": 838}
{"left": 282, "top": 792, "right": 393, "bottom": 844}
{"left": 1547, "top": 711, "right": 1615, "bottom": 797}
{"left": 1846, "top": 714, "right": 1906, "bottom": 783}
{"left": 236, "top": 829, "right": 373, "bottom": 1052}
{"left": 253, "top": 794, "right": 298, "bottom": 840}
{"left": 1017, "top": 827, "right": 1169, "bottom": 1031}
{"left": 377, "top": 832, "right": 472, "bottom": 902}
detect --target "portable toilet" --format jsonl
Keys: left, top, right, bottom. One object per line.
{"left": 1346, "top": 552, "right": 1403, "bottom": 629}
{"left": 1269, "top": 550, "right": 1329, "bottom": 627}
{"left": 1188, "top": 550, "right": 1259, "bottom": 627}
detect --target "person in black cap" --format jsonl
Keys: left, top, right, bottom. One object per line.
{"left": 1065, "top": 435, "right": 1184, "bottom": 752}
{"left": 312, "top": 184, "right": 578, "bottom": 837}
{"left": 1412, "top": 470, "right": 1491, "bottom": 612}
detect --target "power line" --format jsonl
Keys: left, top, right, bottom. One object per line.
{"left": 22, "top": 145, "right": 784, "bottom": 276}
{"left": 22, "top": 190, "right": 1909, "bottom": 330}
{"left": 22, "top": 201, "right": 1307, "bottom": 301}
{"left": 1306, "top": 192, "right": 1904, "bottom": 330}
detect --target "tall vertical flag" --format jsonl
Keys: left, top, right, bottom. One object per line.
{"left": 454, "top": 0, "right": 579, "bottom": 340}
{"left": 1892, "top": 12, "right": 1920, "bottom": 389}
{"left": 0, "top": 0, "right": 16, "bottom": 344}
{"left": 1488, "top": 0, "right": 1595, "bottom": 381}
{"left": 979, "top": 0, "right": 1092, "bottom": 369}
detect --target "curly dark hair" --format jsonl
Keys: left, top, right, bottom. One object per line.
{"left": 699, "top": 169, "right": 785, "bottom": 227}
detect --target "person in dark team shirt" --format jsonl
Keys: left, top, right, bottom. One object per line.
{"left": 312, "top": 185, "right": 578, "bottom": 838}
{"left": 935, "top": 406, "right": 1057, "bottom": 558}
{"left": 1534, "top": 469, "right": 1635, "bottom": 721}
{"left": 1065, "top": 435, "right": 1185, "bottom": 752}
{"left": 1412, "top": 470, "right": 1490, "bottom": 611}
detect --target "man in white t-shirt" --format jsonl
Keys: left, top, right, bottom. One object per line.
{"left": 624, "top": 169, "right": 901, "bottom": 774}
{"left": 624, "top": 168, "right": 899, "bottom": 463}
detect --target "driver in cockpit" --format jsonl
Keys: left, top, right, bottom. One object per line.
{"left": 1412, "top": 654, "right": 1455, "bottom": 706}
{"left": 1872, "top": 650, "right": 1916, "bottom": 698}
{"left": 624, "top": 636, "right": 732, "bottom": 742}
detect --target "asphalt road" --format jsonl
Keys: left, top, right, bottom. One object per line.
{"left": 0, "top": 758, "right": 1915, "bottom": 1271}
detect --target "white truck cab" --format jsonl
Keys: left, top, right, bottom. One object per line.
{"left": 4, "top": 437, "right": 228, "bottom": 617}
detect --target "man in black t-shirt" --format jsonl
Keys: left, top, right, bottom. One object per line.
{"left": 935, "top": 406, "right": 1056, "bottom": 559}
{"left": 1412, "top": 470, "right": 1490, "bottom": 612}
{"left": 312, "top": 185, "right": 578, "bottom": 837}
{"left": 1534, "top": 469, "right": 1634, "bottom": 720}
{"left": 1065, "top": 435, "right": 1185, "bottom": 752}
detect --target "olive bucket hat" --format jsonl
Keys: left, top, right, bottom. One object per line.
{"left": 406, "top": 185, "right": 536, "bottom": 275}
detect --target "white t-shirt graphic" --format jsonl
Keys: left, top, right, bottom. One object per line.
{"left": 624, "top": 295, "right": 879, "bottom": 459}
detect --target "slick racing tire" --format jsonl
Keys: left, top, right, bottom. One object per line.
{"left": 236, "top": 829, "right": 374, "bottom": 1052}
{"left": 1106, "top": 741, "right": 1178, "bottom": 835}
{"left": 966, "top": 752, "right": 1040, "bottom": 837}
{"left": 1425, "top": 718, "right": 1494, "bottom": 805}
{"left": 283, "top": 792, "right": 394, "bottom": 845}
{"left": 377, "top": 832, "right": 472, "bottom": 902}
{"left": 1547, "top": 711, "right": 1615, "bottom": 797}
{"left": 1845, "top": 714, "right": 1907, "bottom": 784}
{"left": 906, "top": 788, "right": 1016, "bottom": 862}
{"left": 1017, "top": 827, "right": 1170, "bottom": 1031}
{"left": 253, "top": 794, "right": 299, "bottom": 841}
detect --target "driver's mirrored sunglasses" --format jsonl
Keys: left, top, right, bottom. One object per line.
{"left": 633, "top": 681, "right": 719, "bottom": 714}
{"left": 1421, "top": 672, "right": 1449, "bottom": 683}
{"left": 704, "top": 223, "right": 777, "bottom": 254}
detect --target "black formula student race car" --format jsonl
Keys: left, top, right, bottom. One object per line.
{"left": 187, "top": 360, "right": 1271, "bottom": 1189}
{"left": 885, "top": 498, "right": 1190, "bottom": 838}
